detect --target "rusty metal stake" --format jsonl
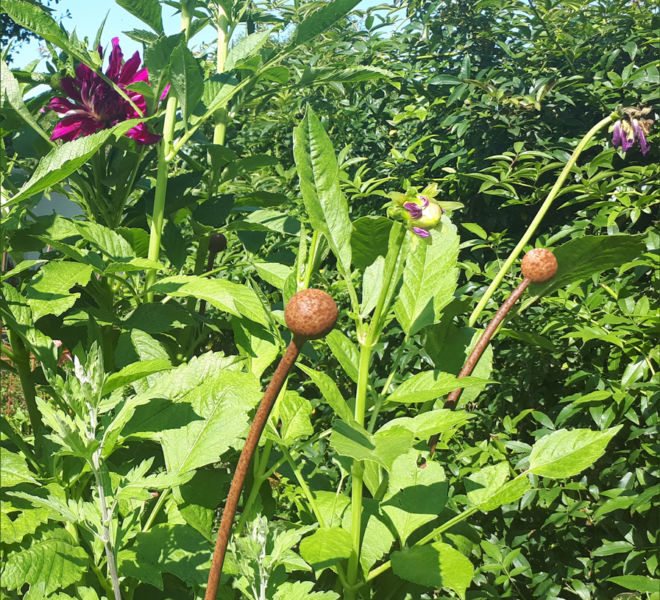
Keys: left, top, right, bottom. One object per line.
{"left": 204, "top": 289, "right": 337, "bottom": 599}
{"left": 428, "top": 248, "right": 558, "bottom": 455}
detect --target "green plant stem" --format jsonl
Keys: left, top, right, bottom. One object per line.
{"left": 8, "top": 330, "right": 44, "bottom": 455}
{"left": 468, "top": 114, "right": 615, "bottom": 327}
{"left": 346, "top": 228, "right": 407, "bottom": 597}
{"left": 281, "top": 446, "right": 326, "bottom": 527}
{"left": 142, "top": 487, "right": 170, "bottom": 532}
{"left": 301, "top": 230, "right": 320, "bottom": 290}
{"left": 213, "top": 3, "right": 229, "bottom": 146}
{"left": 145, "top": 95, "right": 177, "bottom": 300}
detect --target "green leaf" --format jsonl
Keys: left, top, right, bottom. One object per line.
{"left": 466, "top": 463, "right": 530, "bottom": 511}
{"left": 388, "top": 370, "right": 490, "bottom": 404}
{"left": 265, "top": 391, "right": 314, "bottom": 446}
{"left": 607, "top": 575, "right": 660, "bottom": 593}
{"left": 293, "top": 106, "right": 352, "bottom": 274}
{"left": 292, "top": 0, "right": 361, "bottom": 46}
{"left": 1, "top": 0, "right": 98, "bottom": 67}
{"left": 0, "top": 447, "right": 39, "bottom": 487}
{"left": 74, "top": 221, "right": 134, "bottom": 259}
{"left": 297, "top": 364, "right": 353, "bottom": 423}
{"left": 274, "top": 582, "right": 339, "bottom": 600}
{"left": 102, "top": 359, "right": 172, "bottom": 396}
{"left": 115, "top": 0, "right": 163, "bottom": 34}
{"left": 527, "top": 235, "right": 646, "bottom": 299}
{"left": 119, "top": 524, "right": 211, "bottom": 588}
{"left": 382, "top": 450, "right": 447, "bottom": 545}
{"left": 159, "top": 369, "right": 262, "bottom": 474}
{"left": 253, "top": 262, "right": 293, "bottom": 290}
{"left": 325, "top": 329, "right": 359, "bottom": 383}
{"left": 343, "top": 498, "right": 394, "bottom": 574}
{"left": 528, "top": 426, "right": 622, "bottom": 479}
{"left": 351, "top": 216, "right": 392, "bottom": 270}
{"left": 299, "top": 527, "right": 353, "bottom": 572}
{"left": 9, "top": 121, "right": 141, "bottom": 205}
{"left": 25, "top": 261, "right": 94, "bottom": 321}
{"left": 225, "top": 31, "right": 269, "bottom": 70}
{"left": 0, "top": 506, "right": 50, "bottom": 545}
{"left": 144, "top": 33, "right": 182, "bottom": 97}
{"left": 1, "top": 60, "right": 52, "bottom": 144}
{"left": 330, "top": 420, "right": 382, "bottom": 466}
{"left": 150, "top": 275, "right": 268, "bottom": 325}
{"left": 1, "top": 530, "right": 88, "bottom": 595}
{"left": 378, "top": 408, "right": 475, "bottom": 439}
{"left": 391, "top": 542, "right": 474, "bottom": 599}
{"left": 394, "top": 222, "right": 459, "bottom": 335}
{"left": 169, "top": 42, "right": 203, "bottom": 124}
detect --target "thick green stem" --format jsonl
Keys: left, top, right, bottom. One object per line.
{"left": 213, "top": 4, "right": 230, "bottom": 146}
{"left": 145, "top": 96, "right": 177, "bottom": 299}
{"left": 346, "top": 227, "right": 407, "bottom": 597}
{"left": 468, "top": 114, "right": 615, "bottom": 327}
{"left": 8, "top": 330, "right": 44, "bottom": 454}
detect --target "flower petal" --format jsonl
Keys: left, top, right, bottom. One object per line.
{"left": 412, "top": 227, "right": 431, "bottom": 238}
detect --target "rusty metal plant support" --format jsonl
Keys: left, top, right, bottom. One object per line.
{"left": 204, "top": 289, "right": 337, "bottom": 600}
{"left": 428, "top": 248, "right": 558, "bottom": 455}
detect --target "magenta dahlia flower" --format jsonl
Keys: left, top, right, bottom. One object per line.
{"left": 48, "top": 37, "right": 161, "bottom": 145}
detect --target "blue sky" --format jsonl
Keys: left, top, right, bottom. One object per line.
{"left": 10, "top": 0, "right": 392, "bottom": 69}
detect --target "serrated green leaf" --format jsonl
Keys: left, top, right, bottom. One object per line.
{"left": 170, "top": 42, "right": 203, "bottom": 123}
{"left": 394, "top": 222, "right": 459, "bottom": 335}
{"left": 325, "top": 329, "right": 359, "bottom": 383}
{"left": 225, "top": 31, "right": 269, "bottom": 70}
{"left": 529, "top": 426, "right": 622, "bottom": 479}
{"left": 2, "top": 531, "right": 88, "bottom": 595}
{"left": 292, "top": 0, "right": 361, "bottom": 47}
{"left": 265, "top": 391, "right": 314, "bottom": 446}
{"left": 102, "top": 359, "right": 172, "bottom": 396}
{"left": 9, "top": 121, "right": 141, "bottom": 205}
{"left": 391, "top": 542, "right": 474, "bottom": 599}
{"left": 159, "top": 369, "right": 262, "bottom": 474}
{"left": 115, "top": 0, "right": 163, "bottom": 33}
{"left": 0, "top": 506, "right": 51, "bottom": 544}
{"left": 382, "top": 450, "right": 447, "bottom": 545}
{"left": 150, "top": 275, "right": 268, "bottom": 325}
{"left": 25, "top": 261, "right": 93, "bottom": 321}
{"left": 297, "top": 364, "right": 353, "bottom": 423}
{"left": 1, "top": 60, "right": 52, "bottom": 143}
{"left": 466, "top": 463, "right": 530, "bottom": 511}
{"left": 274, "top": 581, "right": 339, "bottom": 600}
{"left": 0, "top": 447, "right": 39, "bottom": 487}
{"left": 294, "top": 106, "right": 352, "bottom": 273}
{"left": 351, "top": 216, "right": 392, "bottom": 270}
{"left": 299, "top": 527, "right": 353, "bottom": 572}
{"left": 388, "top": 370, "right": 490, "bottom": 404}
{"left": 378, "top": 408, "right": 475, "bottom": 439}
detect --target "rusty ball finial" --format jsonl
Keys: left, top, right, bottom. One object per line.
{"left": 521, "top": 248, "right": 558, "bottom": 283}
{"left": 208, "top": 232, "right": 227, "bottom": 254}
{"left": 285, "top": 288, "right": 338, "bottom": 340}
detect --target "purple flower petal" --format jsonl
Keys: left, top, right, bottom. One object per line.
{"left": 612, "top": 121, "right": 624, "bottom": 149}
{"left": 48, "top": 36, "right": 160, "bottom": 145}
{"left": 404, "top": 201, "right": 423, "bottom": 219}
{"left": 633, "top": 121, "right": 650, "bottom": 155}
{"left": 412, "top": 227, "right": 431, "bottom": 238}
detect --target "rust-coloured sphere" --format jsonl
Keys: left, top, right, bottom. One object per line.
{"left": 285, "top": 289, "right": 338, "bottom": 340}
{"left": 208, "top": 233, "right": 227, "bottom": 254}
{"left": 521, "top": 248, "right": 558, "bottom": 283}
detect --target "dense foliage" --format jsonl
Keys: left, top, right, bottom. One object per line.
{"left": 1, "top": 1, "right": 658, "bottom": 599}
